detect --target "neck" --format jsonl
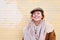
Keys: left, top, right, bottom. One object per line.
{"left": 34, "top": 20, "right": 41, "bottom": 26}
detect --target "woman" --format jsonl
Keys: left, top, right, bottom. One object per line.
{"left": 23, "top": 8, "right": 56, "bottom": 40}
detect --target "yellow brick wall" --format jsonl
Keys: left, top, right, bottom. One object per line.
{"left": 0, "top": 0, "right": 60, "bottom": 40}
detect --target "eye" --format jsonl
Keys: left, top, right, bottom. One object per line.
{"left": 37, "top": 13, "right": 40, "bottom": 14}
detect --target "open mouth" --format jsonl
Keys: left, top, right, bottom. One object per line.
{"left": 34, "top": 16, "right": 40, "bottom": 19}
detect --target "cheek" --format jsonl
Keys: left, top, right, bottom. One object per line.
{"left": 38, "top": 14, "right": 43, "bottom": 18}
{"left": 32, "top": 14, "right": 35, "bottom": 16}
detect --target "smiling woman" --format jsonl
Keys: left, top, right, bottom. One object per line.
{"left": 23, "top": 8, "right": 56, "bottom": 40}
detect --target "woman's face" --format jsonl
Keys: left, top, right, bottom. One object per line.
{"left": 32, "top": 11, "right": 43, "bottom": 21}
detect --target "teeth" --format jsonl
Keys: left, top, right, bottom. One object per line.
{"left": 35, "top": 17, "right": 38, "bottom": 19}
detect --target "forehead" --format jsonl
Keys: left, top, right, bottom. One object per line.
{"left": 33, "top": 11, "right": 42, "bottom": 14}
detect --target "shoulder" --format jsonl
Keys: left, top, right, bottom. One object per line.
{"left": 45, "top": 21, "right": 54, "bottom": 33}
{"left": 23, "top": 20, "right": 32, "bottom": 33}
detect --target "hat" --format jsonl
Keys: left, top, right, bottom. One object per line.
{"left": 30, "top": 7, "right": 44, "bottom": 14}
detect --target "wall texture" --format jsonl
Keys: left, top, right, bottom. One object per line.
{"left": 0, "top": 0, "right": 60, "bottom": 40}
